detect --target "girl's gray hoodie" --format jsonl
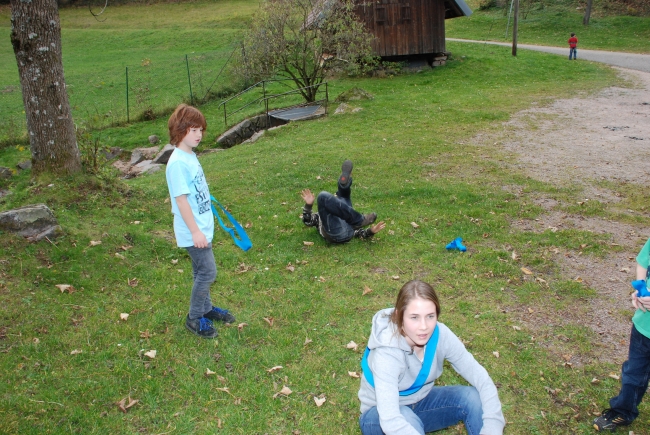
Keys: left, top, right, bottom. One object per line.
{"left": 358, "top": 308, "right": 505, "bottom": 435}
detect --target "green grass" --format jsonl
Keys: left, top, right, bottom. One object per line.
{"left": 448, "top": 0, "right": 650, "bottom": 53}
{"left": 3, "top": 34, "right": 647, "bottom": 433}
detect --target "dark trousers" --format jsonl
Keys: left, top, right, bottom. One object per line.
{"left": 609, "top": 324, "right": 650, "bottom": 421}
{"left": 316, "top": 181, "right": 364, "bottom": 243}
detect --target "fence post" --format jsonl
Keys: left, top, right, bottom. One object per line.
{"left": 125, "top": 66, "right": 130, "bottom": 123}
{"left": 325, "top": 82, "right": 328, "bottom": 114}
{"left": 186, "top": 54, "right": 194, "bottom": 106}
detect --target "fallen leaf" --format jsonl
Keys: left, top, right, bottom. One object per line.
{"left": 217, "top": 375, "right": 226, "bottom": 383}
{"left": 237, "top": 323, "right": 248, "bottom": 332}
{"left": 263, "top": 317, "right": 274, "bottom": 327}
{"left": 55, "top": 284, "right": 75, "bottom": 294}
{"left": 120, "top": 313, "right": 129, "bottom": 321}
{"left": 536, "top": 277, "right": 547, "bottom": 284}
{"left": 608, "top": 373, "right": 620, "bottom": 380}
{"left": 144, "top": 350, "right": 157, "bottom": 359}
{"left": 591, "top": 378, "right": 600, "bottom": 384}
{"left": 70, "top": 349, "right": 82, "bottom": 355}
{"left": 33, "top": 338, "right": 40, "bottom": 344}
{"left": 216, "top": 387, "right": 232, "bottom": 396}
{"left": 303, "top": 241, "right": 314, "bottom": 246}
{"left": 267, "top": 366, "right": 283, "bottom": 373}
{"left": 620, "top": 267, "right": 631, "bottom": 273}
{"left": 318, "top": 276, "right": 326, "bottom": 283}
{"left": 217, "top": 418, "right": 222, "bottom": 428}
{"left": 121, "top": 245, "right": 132, "bottom": 251}
{"left": 512, "top": 325, "right": 521, "bottom": 331}
{"left": 128, "top": 278, "right": 138, "bottom": 287}
{"left": 410, "top": 222, "right": 419, "bottom": 229}
{"left": 348, "top": 371, "right": 360, "bottom": 378}
{"left": 206, "top": 368, "right": 216, "bottom": 376}
{"left": 177, "top": 269, "right": 183, "bottom": 273}
{"left": 89, "top": 240, "right": 102, "bottom": 246}
{"left": 171, "top": 259, "right": 178, "bottom": 264}
{"left": 117, "top": 397, "right": 138, "bottom": 413}
{"left": 139, "top": 330, "right": 151, "bottom": 339}
{"left": 133, "top": 221, "right": 141, "bottom": 225}
{"left": 511, "top": 251, "right": 519, "bottom": 261}
{"left": 316, "top": 176, "right": 321, "bottom": 180}
{"left": 273, "top": 386, "right": 293, "bottom": 398}
{"left": 245, "top": 221, "right": 252, "bottom": 229}
{"left": 362, "top": 285, "right": 373, "bottom": 296}
{"left": 346, "top": 341, "right": 358, "bottom": 351}
{"left": 493, "top": 351, "right": 500, "bottom": 358}
{"left": 528, "top": 308, "right": 534, "bottom": 314}
{"left": 391, "top": 275, "right": 400, "bottom": 280}
{"left": 304, "top": 337, "right": 313, "bottom": 346}
{"left": 314, "top": 396, "right": 326, "bottom": 407}
{"left": 574, "top": 276, "right": 583, "bottom": 283}
{"left": 521, "top": 267, "right": 533, "bottom": 275}
{"left": 115, "top": 253, "right": 125, "bottom": 260}
{"left": 388, "top": 230, "right": 395, "bottom": 235}
{"left": 286, "top": 263, "right": 295, "bottom": 272}
{"left": 236, "top": 263, "right": 252, "bottom": 274}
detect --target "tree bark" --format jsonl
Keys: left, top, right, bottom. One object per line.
{"left": 583, "top": 0, "right": 593, "bottom": 25}
{"left": 10, "top": 0, "right": 81, "bottom": 176}
{"left": 512, "top": 0, "right": 519, "bottom": 56}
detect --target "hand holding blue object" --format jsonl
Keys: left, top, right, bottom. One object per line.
{"left": 445, "top": 237, "right": 466, "bottom": 252}
{"left": 632, "top": 280, "right": 650, "bottom": 297}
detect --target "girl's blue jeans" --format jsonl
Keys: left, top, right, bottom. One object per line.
{"left": 609, "top": 324, "right": 650, "bottom": 421}
{"left": 359, "top": 386, "right": 483, "bottom": 435}
{"left": 185, "top": 243, "right": 216, "bottom": 319}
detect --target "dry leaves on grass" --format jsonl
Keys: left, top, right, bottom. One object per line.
{"left": 144, "top": 350, "right": 156, "bottom": 359}
{"left": 55, "top": 284, "right": 75, "bottom": 294}
{"left": 303, "top": 241, "right": 314, "bottom": 246}
{"left": 128, "top": 278, "right": 138, "bottom": 287}
{"left": 391, "top": 275, "right": 400, "bottom": 280}
{"left": 236, "top": 263, "right": 252, "bottom": 274}
{"left": 216, "top": 387, "right": 233, "bottom": 396}
{"left": 116, "top": 397, "right": 138, "bottom": 413}
{"left": 206, "top": 368, "right": 216, "bottom": 376}
{"left": 171, "top": 259, "right": 178, "bottom": 264}
{"left": 115, "top": 253, "right": 125, "bottom": 260}
{"left": 346, "top": 341, "right": 359, "bottom": 351}
{"left": 313, "top": 396, "right": 327, "bottom": 407}
{"left": 267, "top": 366, "right": 283, "bottom": 373}
{"left": 237, "top": 323, "right": 248, "bottom": 332}
{"left": 89, "top": 240, "right": 102, "bottom": 246}
{"left": 410, "top": 222, "right": 419, "bottom": 229}
{"left": 140, "top": 330, "right": 152, "bottom": 339}
{"left": 362, "top": 285, "right": 373, "bottom": 296}
{"left": 520, "top": 267, "right": 533, "bottom": 275}
{"left": 348, "top": 371, "right": 360, "bottom": 378}
{"left": 286, "top": 263, "right": 295, "bottom": 272}
{"left": 304, "top": 337, "right": 313, "bottom": 346}
{"left": 120, "top": 313, "right": 129, "bottom": 321}
{"left": 493, "top": 351, "right": 500, "bottom": 358}
{"left": 263, "top": 317, "right": 274, "bottom": 327}
{"left": 70, "top": 349, "right": 82, "bottom": 355}
{"left": 273, "top": 386, "right": 293, "bottom": 398}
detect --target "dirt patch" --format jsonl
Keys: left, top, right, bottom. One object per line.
{"left": 474, "top": 68, "right": 650, "bottom": 365}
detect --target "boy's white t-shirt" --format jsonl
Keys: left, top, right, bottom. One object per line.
{"left": 165, "top": 147, "right": 214, "bottom": 247}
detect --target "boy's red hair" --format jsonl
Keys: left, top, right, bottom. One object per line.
{"left": 168, "top": 104, "right": 207, "bottom": 146}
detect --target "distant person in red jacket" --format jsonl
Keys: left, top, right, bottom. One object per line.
{"left": 568, "top": 33, "right": 578, "bottom": 60}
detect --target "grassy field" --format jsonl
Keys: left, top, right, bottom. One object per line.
{"left": 448, "top": 0, "right": 650, "bottom": 53}
{"left": 2, "top": 1, "right": 650, "bottom": 434}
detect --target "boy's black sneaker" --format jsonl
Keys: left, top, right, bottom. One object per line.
{"left": 354, "top": 212, "right": 377, "bottom": 229}
{"left": 204, "top": 306, "right": 236, "bottom": 324}
{"left": 593, "top": 409, "right": 632, "bottom": 432}
{"left": 185, "top": 315, "right": 218, "bottom": 339}
{"left": 339, "top": 160, "right": 353, "bottom": 188}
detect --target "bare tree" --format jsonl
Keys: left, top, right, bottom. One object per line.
{"left": 10, "top": 0, "right": 81, "bottom": 176}
{"left": 237, "top": 0, "right": 375, "bottom": 103}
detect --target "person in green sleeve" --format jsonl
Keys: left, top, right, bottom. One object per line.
{"left": 593, "top": 238, "right": 650, "bottom": 432}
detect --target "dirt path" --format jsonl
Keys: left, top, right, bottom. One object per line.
{"left": 474, "top": 68, "right": 650, "bottom": 365}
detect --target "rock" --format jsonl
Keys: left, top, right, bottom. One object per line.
{"left": 0, "top": 167, "right": 12, "bottom": 180}
{"left": 335, "top": 87, "right": 374, "bottom": 102}
{"left": 351, "top": 107, "right": 363, "bottom": 113}
{"left": 244, "top": 130, "right": 265, "bottom": 144}
{"left": 152, "top": 144, "right": 175, "bottom": 164}
{"left": 112, "top": 160, "right": 131, "bottom": 175}
{"left": 148, "top": 135, "right": 160, "bottom": 145}
{"left": 103, "top": 147, "right": 123, "bottom": 161}
{"left": 0, "top": 204, "right": 63, "bottom": 242}
{"left": 129, "top": 146, "right": 160, "bottom": 166}
{"left": 17, "top": 160, "right": 32, "bottom": 170}
{"left": 130, "top": 160, "right": 163, "bottom": 176}
{"left": 217, "top": 114, "right": 270, "bottom": 148}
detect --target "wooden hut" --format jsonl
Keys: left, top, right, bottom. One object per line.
{"left": 353, "top": 0, "right": 472, "bottom": 61}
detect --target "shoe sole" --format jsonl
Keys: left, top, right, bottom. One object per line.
{"left": 339, "top": 160, "right": 353, "bottom": 186}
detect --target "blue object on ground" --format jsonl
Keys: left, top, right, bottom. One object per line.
{"left": 446, "top": 237, "right": 467, "bottom": 252}
{"left": 632, "top": 280, "right": 650, "bottom": 297}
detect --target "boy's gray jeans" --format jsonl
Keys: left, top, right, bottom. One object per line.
{"left": 185, "top": 244, "right": 216, "bottom": 319}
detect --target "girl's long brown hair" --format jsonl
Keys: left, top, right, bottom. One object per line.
{"left": 390, "top": 280, "right": 441, "bottom": 335}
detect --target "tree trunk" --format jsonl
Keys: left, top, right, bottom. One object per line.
{"left": 583, "top": 0, "right": 593, "bottom": 25}
{"left": 10, "top": 0, "right": 81, "bottom": 176}
{"left": 512, "top": 0, "right": 519, "bottom": 56}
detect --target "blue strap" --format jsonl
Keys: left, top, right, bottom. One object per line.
{"left": 210, "top": 195, "right": 252, "bottom": 252}
{"left": 361, "top": 325, "right": 439, "bottom": 396}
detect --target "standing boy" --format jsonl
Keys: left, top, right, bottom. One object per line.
{"left": 166, "top": 104, "right": 235, "bottom": 338}
{"left": 568, "top": 33, "right": 578, "bottom": 60}
{"left": 301, "top": 160, "right": 385, "bottom": 243}
{"left": 593, "top": 238, "right": 650, "bottom": 431}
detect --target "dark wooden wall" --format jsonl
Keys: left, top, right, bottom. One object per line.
{"left": 354, "top": 0, "right": 446, "bottom": 57}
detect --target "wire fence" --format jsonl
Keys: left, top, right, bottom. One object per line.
{"left": 0, "top": 48, "right": 239, "bottom": 144}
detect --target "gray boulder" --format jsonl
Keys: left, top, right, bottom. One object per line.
{"left": 0, "top": 167, "right": 12, "bottom": 180}
{"left": 17, "top": 160, "right": 32, "bottom": 170}
{"left": 148, "top": 135, "right": 160, "bottom": 145}
{"left": 152, "top": 144, "right": 175, "bottom": 164}
{"left": 130, "top": 160, "right": 163, "bottom": 176}
{"left": 0, "top": 204, "right": 63, "bottom": 241}
{"left": 129, "top": 146, "right": 161, "bottom": 166}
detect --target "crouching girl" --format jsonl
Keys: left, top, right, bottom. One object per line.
{"left": 358, "top": 280, "right": 505, "bottom": 435}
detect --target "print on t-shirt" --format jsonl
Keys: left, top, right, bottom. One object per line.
{"left": 193, "top": 169, "right": 211, "bottom": 215}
